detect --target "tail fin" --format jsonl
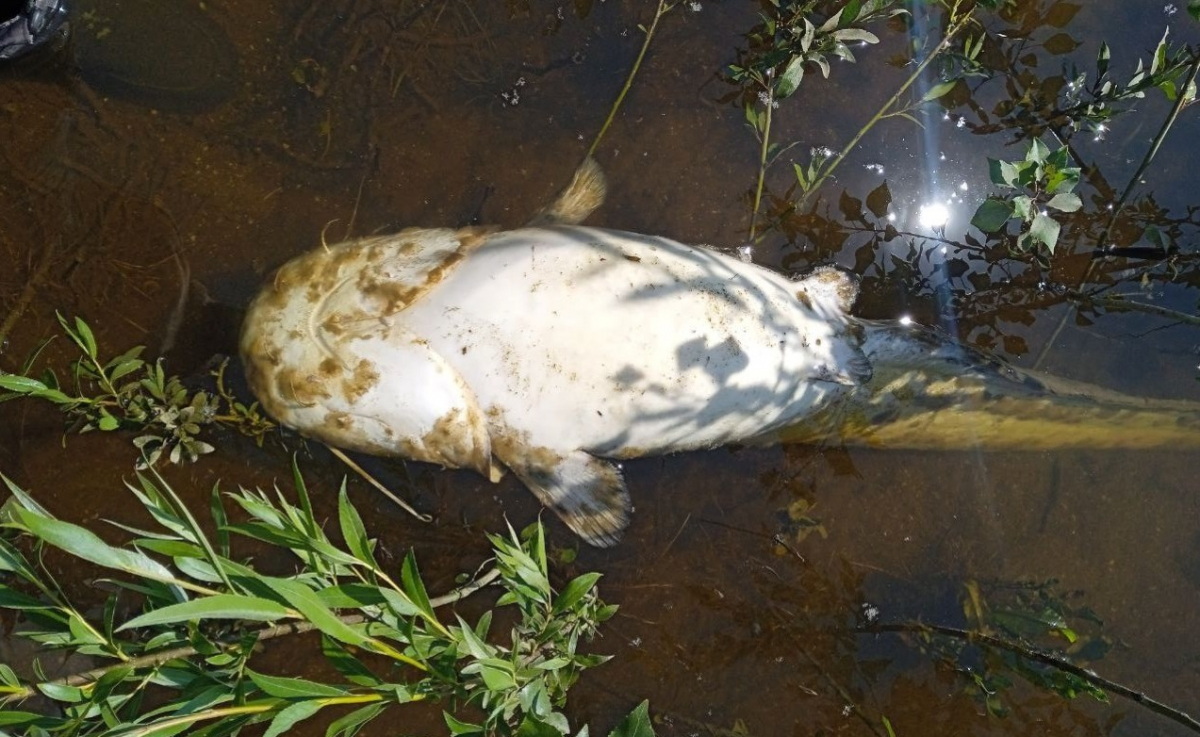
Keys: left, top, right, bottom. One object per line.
{"left": 779, "top": 321, "right": 1200, "bottom": 451}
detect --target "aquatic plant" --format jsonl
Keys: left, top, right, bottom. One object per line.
{"left": 0, "top": 464, "right": 651, "bottom": 736}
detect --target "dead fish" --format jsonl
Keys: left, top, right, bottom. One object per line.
{"left": 241, "top": 159, "right": 1200, "bottom": 546}
{"left": 241, "top": 161, "right": 873, "bottom": 546}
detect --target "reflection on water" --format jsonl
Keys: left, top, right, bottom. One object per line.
{"left": 1, "top": 0, "right": 1199, "bottom": 735}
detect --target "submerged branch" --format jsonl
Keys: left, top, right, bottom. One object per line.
{"left": 863, "top": 621, "right": 1200, "bottom": 735}
{"left": 587, "top": 0, "right": 676, "bottom": 160}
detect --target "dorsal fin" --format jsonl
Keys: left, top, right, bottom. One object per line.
{"left": 528, "top": 157, "right": 608, "bottom": 226}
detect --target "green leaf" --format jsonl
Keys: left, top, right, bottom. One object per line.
{"left": 1190, "top": 0, "right": 1200, "bottom": 22}
{"left": 833, "top": 28, "right": 879, "bottom": 44}
{"left": 517, "top": 715, "right": 564, "bottom": 737}
{"left": 247, "top": 670, "right": 348, "bottom": 699}
{"left": 775, "top": 56, "right": 805, "bottom": 99}
{"left": 444, "top": 712, "right": 484, "bottom": 736}
{"left": 337, "top": 485, "right": 376, "bottom": 567}
{"left": 38, "top": 682, "right": 85, "bottom": 703}
{"left": 98, "top": 411, "right": 120, "bottom": 431}
{"left": 970, "top": 198, "right": 1014, "bottom": 233}
{"left": 264, "top": 700, "right": 325, "bottom": 737}
{"left": 326, "top": 703, "right": 386, "bottom": 737}
{"left": 987, "top": 158, "right": 1021, "bottom": 188}
{"left": 0, "top": 584, "right": 49, "bottom": 610}
{"left": 1025, "top": 138, "right": 1050, "bottom": 164}
{"left": 401, "top": 551, "right": 437, "bottom": 624}
{"left": 921, "top": 79, "right": 957, "bottom": 103}
{"left": 837, "top": 0, "right": 862, "bottom": 27}
{"left": 455, "top": 614, "right": 496, "bottom": 660}
{"left": 321, "top": 636, "right": 383, "bottom": 687}
{"left": 1029, "top": 213, "right": 1062, "bottom": 253}
{"left": 11, "top": 505, "right": 184, "bottom": 590}
{"left": 609, "top": 701, "right": 654, "bottom": 737}
{"left": 1011, "top": 195, "right": 1034, "bottom": 220}
{"left": 118, "top": 594, "right": 291, "bottom": 630}
{"left": 0, "top": 374, "right": 49, "bottom": 395}
{"left": 476, "top": 659, "right": 517, "bottom": 690}
{"left": 553, "top": 572, "right": 602, "bottom": 614}
{"left": 0, "top": 711, "right": 44, "bottom": 727}
{"left": 258, "top": 576, "right": 400, "bottom": 659}
{"left": 1046, "top": 193, "right": 1082, "bottom": 212}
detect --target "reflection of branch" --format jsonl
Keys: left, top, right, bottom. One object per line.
{"left": 841, "top": 224, "right": 989, "bottom": 254}
{"left": 768, "top": 605, "right": 888, "bottom": 737}
{"left": 862, "top": 621, "right": 1200, "bottom": 735}
{"left": 798, "top": 2, "right": 975, "bottom": 207}
{"left": 1073, "top": 292, "right": 1200, "bottom": 327}
{"left": 1034, "top": 48, "right": 1200, "bottom": 369}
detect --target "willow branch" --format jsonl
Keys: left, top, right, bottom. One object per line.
{"left": 1, "top": 568, "right": 501, "bottom": 704}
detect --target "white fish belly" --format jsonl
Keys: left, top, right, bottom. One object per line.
{"left": 398, "top": 227, "right": 848, "bottom": 455}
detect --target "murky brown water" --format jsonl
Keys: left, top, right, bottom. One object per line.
{"left": 2, "top": 0, "right": 1199, "bottom": 735}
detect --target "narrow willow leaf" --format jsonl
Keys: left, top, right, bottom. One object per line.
{"left": 38, "top": 682, "right": 85, "bottom": 703}
{"left": 401, "top": 551, "right": 437, "bottom": 624}
{"left": 444, "top": 712, "right": 484, "bottom": 736}
{"left": 258, "top": 576, "right": 393, "bottom": 656}
{"left": 553, "top": 573, "right": 602, "bottom": 615}
{"left": 247, "top": 670, "right": 348, "bottom": 699}
{"left": 921, "top": 79, "right": 957, "bottom": 103}
{"left": 264, "top": 700, "right": 325, "bottom": 737}
{"left": 13, "top": 506, "right": 183, "bottom": 588}
{"left": 775, "top": 56, "right": 805, "bottom": 99}
{"left": 326, "top": 703, "right": 386, "bottom": 737}
{"left": 0, "top": 374, "right": 50, "bottom": 394}
{"left": 455, "top": 614, "right": 495, "bottom": 660}
{"left": 118, "top": 594, "right": 290, "bottom": 630}
{"left": 833, "top": 28, "right": 879, "bottom": 44}
{"left": 0, "top": 711, "right": 45, "bottom": 727}
{"left": 1096, "top": 41, "right": 1110, "bottom": 76}
{"left": 72, "top": 316, "right": 99, "bottom": 359}
{"left": 0, "top": 538, "right": 39, "bottom": 583}
{"left": 290, "top": 455, "right": 320, "bottom": 537}
{"left": 609, "top": 701, "right": 654, "bottom": 737}
{"left": 337, "top": 485, "right": 376, "bottom": 567}
{"left": 839, "top": 0, "right": 863, "bottom": 25}
{"left": 320, "top": 636, "right": 383, "bottom": 687}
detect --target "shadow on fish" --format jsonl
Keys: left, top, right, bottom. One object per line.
{"left": 241, "top": 159, "right": 1200, "bottom": 547}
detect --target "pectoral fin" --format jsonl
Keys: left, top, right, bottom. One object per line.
{"left": 501, "top": 447, "right": 631, "bottom": 547}
{"left": 527, "top": 157, "right": 608, "bottom": 226}
{"left": 825, "top": 341, "right": 873, "bottom": 386}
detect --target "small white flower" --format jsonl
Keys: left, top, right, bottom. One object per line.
{"left": 688, "top": 0, "right": 701, "bottom": 10}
